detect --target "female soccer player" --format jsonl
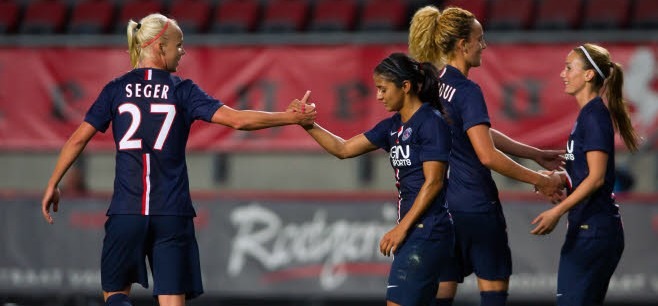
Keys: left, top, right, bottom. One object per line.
{"left": 408, "top": 5, "right": 564, "bottom": 306}
{"left": 531, "top": 43, "right": 639, "bottom": 306}
{"left": 40, "top": 13, "right": 315, "bottom": 306}
{"left": 295, "top": 52, "right": 457, "bottom": 306}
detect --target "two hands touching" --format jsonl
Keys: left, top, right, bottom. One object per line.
{"left": 288, "top": 90, "right": 317, "bottom": 128}
{"left": 531, "top": 150, "right": 568, "bottom": 236}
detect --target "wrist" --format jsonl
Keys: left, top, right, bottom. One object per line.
{"left": 553, "top": 204, "right": 568, "bottom": 216}
{"left": 534, "top": 172, "right": 547, "bottom": 186}
{"left": 303, "top": 122, "right": 317, "bottom": 131}
{"left": 530, "top": 147, "right": 542, "bottom": 161}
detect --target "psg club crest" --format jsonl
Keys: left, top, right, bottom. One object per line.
{"left": 402, "top": 128, "right": 413, "bottom": 141}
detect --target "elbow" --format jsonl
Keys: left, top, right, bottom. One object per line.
{"left": 478, "top": 154, "right": 495, "bottom": 169}
{"left": 592, "top": 177, "right": 605, "bottom": 190}
{"left": 334, "top": 151, "right": 352, "bottom": 160}
{"left": 227, "top": 119, "right": 250, "bottom": 131}
{"left": 428, "top": 179, "right": 444, "bottom": 191}
{"left": 66, "top": 135, "right": 91, "bottom": 149}
{"left": 423, "top": 179, "right": 444, "bottom": 196}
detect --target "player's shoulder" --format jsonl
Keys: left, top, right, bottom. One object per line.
{"left": 417, "top": 103, "right": 440, "bottom": 118}
{"left": 416, "top": 105, "right": 448, "bottom": 128}
{"left": 442, "top": 66, "right": 478, "bottom": 88}
{"left": 170, "top": 75, "right": 198, "bottom": 91}
{"left": 581, "top": 97, "right": 610, "bottom": 118}
{"left": 99, "top": 72, "right": 133, "bottom": 95}
{"left": 454, "top": 77, "right": 481, "bottom": 94}
{"left": 107, "top": 70, "right": 132, "bottom": 86}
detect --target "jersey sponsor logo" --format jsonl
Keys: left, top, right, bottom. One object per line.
{"left": 565, "top": 140, "right": 575, "bottom": 161}
{"left": 390, "top": 145, "right": 411, "bottom": 167}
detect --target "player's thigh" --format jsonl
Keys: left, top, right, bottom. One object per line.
{"left": 557, "top": 234, "right": 623, "bottom": 306}
{"left": 387, "top": 237, "right": 447, "bottom": 306}
{"left": 101, "top": 215, "right": 150, "bottom": 292}
{"left": 149, "top": 216, "right": 203, "bottom": 298}
{"left": 452, "top": 211, "right": 511, "bottom": 281}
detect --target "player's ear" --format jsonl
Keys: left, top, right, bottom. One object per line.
{"left": 584, "top": 69, "right": 595, "bottom": 82}
{"left": 458, "top": 38, "right": 468, "bottom": 54}
{"left": 159, "top": 43, "right": 165, "bottom": 55}
{"left": 402, "top": 80, "right": 412, "bottom": 93}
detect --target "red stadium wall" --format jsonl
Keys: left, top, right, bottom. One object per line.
{"left": 1, "top": 43, "right": 657, "bottom": 151}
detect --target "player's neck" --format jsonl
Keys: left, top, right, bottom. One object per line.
{"left": 575, "top": 89, "right": 599, "bottom": 109}
{"left": 399, "top": 99, "right": 422, "bottom": 123}
{"left": 137, "top": 58, "right": 165, "bottom": 70}
{"left": 447, "top": 59, "right": 470, "bottom": 77}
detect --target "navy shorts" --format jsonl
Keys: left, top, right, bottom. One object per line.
{"left": 386, "top": 229, "right": 457, "bottom": 306}
{"left": 557, "top": 231, "right": 624, "bottom": 306}
{"left": 447, "top": 208, "right": 512, "bottom": 281}
{"left": 101, "top": 215, "right": 203, "bottom": 299}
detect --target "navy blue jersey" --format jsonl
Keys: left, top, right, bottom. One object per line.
{"left": 364, "top": 103, "right": 452, "bottom": 237}
{"left": 439, "top": 65, "right": 499, "bottom": 212}
{"left": 564, "top": 97, "right": 620, "bottom": 237}
{"left": 85, "top": 68, "right": 223, "bottom": 216}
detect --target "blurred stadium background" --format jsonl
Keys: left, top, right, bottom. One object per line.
{"left": 1, "top": 0, "right": 657, "bottom": 305}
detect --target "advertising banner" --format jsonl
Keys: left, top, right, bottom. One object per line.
{"left": 1, "top": 197, "right": 656, "bottom": 303}
{"left": 1, "top": 43, "right": 657, "bottom": 151}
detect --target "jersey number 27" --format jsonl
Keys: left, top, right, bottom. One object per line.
{"left": 118, "top": 103, "right": 176, "bottom": 150}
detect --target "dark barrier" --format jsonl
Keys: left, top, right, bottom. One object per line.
{"left": 1, "top": 196, "right": 656, "bottom": 303}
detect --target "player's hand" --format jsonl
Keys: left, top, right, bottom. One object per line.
{"left": 41, "top": 185, "right": 61, "bottom": 224}
{"left": 287, "top": 90, "right": 315, "bottom": 112}
{"left": 535, "top": 170, "right": 565, "bottom": 204}
{"left": 290, "top": 90, "right": 316, "bottom": 128}
{"left": 535, "top": 149, "right": 566, "bottom": 171}
{"left": 530, "top": 207, "right": 562, "bottom": 235}
{"left": 379, "top": 225, "right": 407, "bottom": 257}
{"left": 535, "top": 171, "right": 563, "bottom": 199}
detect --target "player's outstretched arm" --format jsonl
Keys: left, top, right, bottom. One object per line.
{"left": 468, "top": 124, "right": 562, "bottom": 197}
{"left": 42, "top": 122, "right": 97, "bottom": 224}
{"left": 491, "top": 128, "right": 565, "bottom": 170}
{"left": 304, "top": 123, "right": 377, "bottom": 159}
{"left": 210, "top": 91, "right": 316, "bottom": 130}
{"left": 295, "top": 91, "right": 378, "bottom": 159}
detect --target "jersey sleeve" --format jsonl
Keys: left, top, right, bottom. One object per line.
{"left": 581, "top": 107, "right": 614, "bottom": 154}
{"left": 364, "top": 117, "right": 393, "bottom": 152}
{"left": 418, "top": 112, "right": 451, "bottom": 162}
{"left": 84, "top": 82, "right": 115, "bottom": 133}
{"left": 458, "top": 84, "right": 491, "bottom": 132}
{"left": 177, "top": 80, "right": 223, "bottom": 122}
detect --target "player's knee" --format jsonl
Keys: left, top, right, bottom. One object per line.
{"left": 157, "top": 294, "right": 186, "bottom": 306}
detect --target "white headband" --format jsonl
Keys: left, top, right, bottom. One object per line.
{"left": 579, "top": 46, "right": 605, "bottom": 79}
